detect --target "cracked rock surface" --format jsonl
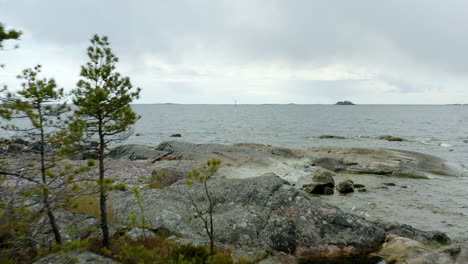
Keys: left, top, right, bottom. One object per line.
{"left": 111, "top": 175, "right": 387, "bottom": 260}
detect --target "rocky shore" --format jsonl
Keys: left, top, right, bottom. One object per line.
{"left": 2, "top": 140, "right": 467, "bottom": 263}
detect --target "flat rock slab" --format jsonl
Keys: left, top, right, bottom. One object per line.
{"left": 149, "top": 141, "right": 460, "bottom": 179}
{"left": 305, "top": 147, "right": 455, "bottom": 178}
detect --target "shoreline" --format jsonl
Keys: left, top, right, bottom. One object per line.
{"left": 2, "top": 140, "right": 468, "bottom": 263}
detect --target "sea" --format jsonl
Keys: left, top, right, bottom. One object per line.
{"left": 128, "top": 104, "right": 468, "bottom": 240}
{"left": 129, "top": 104, "right": 468, "bottom": 168}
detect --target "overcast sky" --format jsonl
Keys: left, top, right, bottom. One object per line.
{"left": 1, "top": 0, "right": 468, "bottom": 104}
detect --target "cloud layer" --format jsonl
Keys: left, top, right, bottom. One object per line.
{"left": 1, "top": 0, "right": 467, "bottom": 104}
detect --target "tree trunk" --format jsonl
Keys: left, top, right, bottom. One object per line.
{"left": 39, "top": 109, "right": 62, "bottom": 244}
{"left": 204, "top": 180, "right": 214, "bottom": 255}
{"left": 98, "top": 130, "right": 110, "bottom": 248}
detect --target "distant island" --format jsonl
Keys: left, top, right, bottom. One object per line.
{"left": 335, "top": 100, "right": 355, "bottom": 105}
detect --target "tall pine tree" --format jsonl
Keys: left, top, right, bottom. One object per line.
{"left": 71, "top": 34, "right": 141, "bottom": 248}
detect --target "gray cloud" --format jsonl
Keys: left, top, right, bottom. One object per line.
{"left": 1, "top": 0, "right": 468, "bottom": 103}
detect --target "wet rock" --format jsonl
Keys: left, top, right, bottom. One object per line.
{"left": 383, "top": 182, "right": 396, "bottom": 186}
{"left": 302, "top": 169, "right": 335, "bottom": 195}
{"left": 33, "top": 251, "right": 119, "bottom": 264}
{"left": 374, "top": 221, "right": 451, "bottom": 244}
{"left": 170, "top": 133, "right": 182, "bottom": 137}
{"left": 323, "top": 187, "right": 334, "bottom": 195}
{"left": 306, "top": 147, "right": 456, "bottom": 177}
{"left": 110, "top": 175, "right": 386, "bottom": 258}
{"left": 358, "top": 188, "right": 367, "bottom": 192}
{"left": 378, "top": 135, "right": 405, "bottom": 142}
{"left": 378, "top": 235, "right": 468, "bottom": 264}
{"left": 354, "top": 184, "right": 365, "bottom": 188}
{"left": 319, "top": 135, "right": 346, "bottom": 140}
{"left": 337, "top": 179, "right": 354, "bottom": 193}
{"left": 135, "top": 133, "right": 142, "bottom": 136}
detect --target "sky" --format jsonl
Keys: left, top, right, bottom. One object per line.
{"left": 1, "top": 0, "right": 468, "bottom": 104}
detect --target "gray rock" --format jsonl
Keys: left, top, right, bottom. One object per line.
{"left": 82, "top": 151, "right": 98, "bottom": 160}
{"left": 170, "top": 133, "right": 182, "bottom": 137}
{"left": 33, "top": 251, "right": 119, "bottom": 264}
{"left": 306, "top": 147, "right": 457, "bottom": 177}
{"left": 337, "top": 179, "right": 354, "bottom": 193}
{"left": 108, "top": 144, "right": 166, "bottom": 160}
{"left": 258, "top": 251, "right": 297, "bottom": 264}
{"left": 150, "top": 164, "right": 193, "bottom": 188}
{"left": 319, "top": 135, "right": 346, "bottom": 140}
{"left": 126, "top": 227, "right": 155, "bottom": 241}
{"left": 151, "top": 142, "right": 460, "bottom": 177}
{"left": 12, "top": 138, "right": 28, "bottom": 145}
{"left": 374, "top": 221, "right": 451, "bottom": 244}
{"left": 323, "top": 186, "right": 334, "bottom": 195}
{"left": 302, "top": 169, "right": 335, "bottom": 195}
{"left": 110, "top": 175, "right": 386, "bottom": 260}
{"left": 378, "top": 235, "right": 467, "bottom": 264}
{"left": 33, "top": 211, "right": 101, "bottom": 247}
{"left": 378, "top": 135, "right": 405, "bottom": 141}
{"left": 7, "top": 143, "right": 24, "bottom": 153}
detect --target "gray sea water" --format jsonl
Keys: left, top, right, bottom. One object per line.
{"left": 129, "top": 104, "right": 468, "bottom": 168}
{"left": 128, "top": 104, "right": 468, "bottom": 240}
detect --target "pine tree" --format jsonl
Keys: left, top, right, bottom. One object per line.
{"left": 0, "top": 23, "right": 21, "bottom": 50}
{"left": 0, "top": 65, "right": 69, "bottom": 244}
{"left": 71, "top": 34, "right": 141, "bottom": 248}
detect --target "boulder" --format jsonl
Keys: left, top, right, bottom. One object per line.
{"left": 110, "top": 175, "right": 387, "bottom": 261}
{"left": 302, "top": 169, "right": 335, "bottom": 195}
{"left": 170, "top": 133, "right": 182, "bottom": 137}
{"left": 378, "top": 235, "right": 468, "bottom": 264}
{"left": 374, "top": 221, "right": 450, "bottom": 244}
{"left": 323, "top": 187, "right": 334, "bottom": 195}
{"left": 337, "top": 179, "right": 354, "bottom": 194}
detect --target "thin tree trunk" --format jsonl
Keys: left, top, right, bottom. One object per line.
{"left": 98, "top": 127, "right": 110, "bottom": 248}
{"left": 39, "top": 107, "right": 62, "bottom": 244}
{"left": 204, "top": 180, "right": 214, "bottom": 255}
